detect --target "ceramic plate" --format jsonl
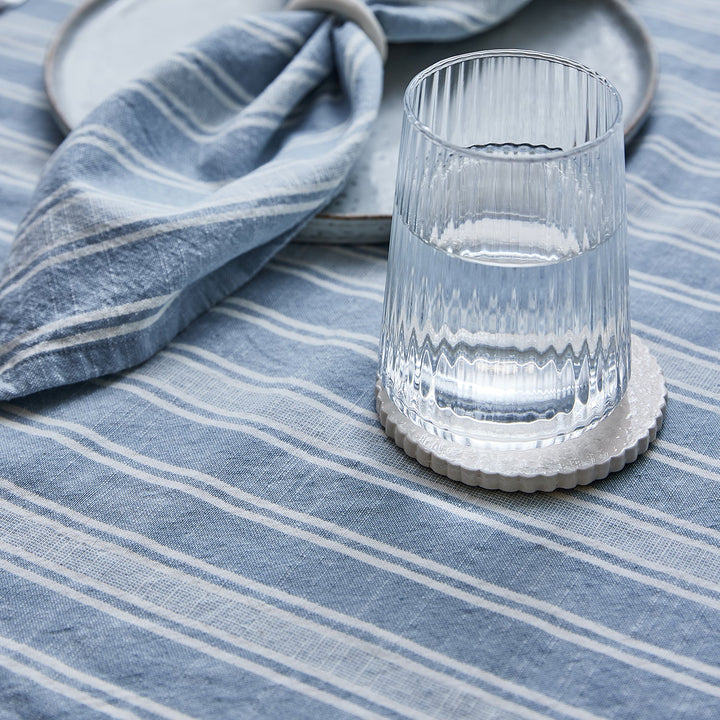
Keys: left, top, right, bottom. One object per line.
{"left": 45, "top": 0, "right": 657, "bottom": 243}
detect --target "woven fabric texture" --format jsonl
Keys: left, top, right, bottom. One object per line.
{"left": 0, "top": 1, "right": 718, "bottom": 719}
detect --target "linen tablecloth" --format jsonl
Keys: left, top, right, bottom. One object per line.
{"left": 0, "top": 1, "right": 719, "bottom": 718}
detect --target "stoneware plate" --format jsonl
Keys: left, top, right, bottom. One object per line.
{"left": 45, "top": 0, "right": 657, "bottom": 243}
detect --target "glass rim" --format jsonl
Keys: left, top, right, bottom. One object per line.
{"left": 403, "top": 49, "right": 624, "bottom": 163}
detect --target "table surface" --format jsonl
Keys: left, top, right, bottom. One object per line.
{"left": 0, "top": 1, "right": 719, "bottom": 719}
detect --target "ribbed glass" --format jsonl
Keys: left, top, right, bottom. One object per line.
{"left": 379, "top": 50, "right": 629, "bottom": 449}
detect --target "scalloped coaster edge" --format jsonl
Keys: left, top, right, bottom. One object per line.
{"left": 375, "top": 335, "right": 667, "bottom": 492}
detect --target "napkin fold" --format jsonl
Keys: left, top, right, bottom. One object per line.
{"left": 0, "top": 0, "right": 530, "bottom": 400}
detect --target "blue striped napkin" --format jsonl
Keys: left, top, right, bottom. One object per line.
{"left": 0, "top": 0, "right": 530, "bottom": 400}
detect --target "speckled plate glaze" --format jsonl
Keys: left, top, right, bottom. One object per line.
{"left": 45, "top": 0, "right": 657, "bottom": 243}
{"left": 376, "top": 337, "right": 667, "bottom": 493}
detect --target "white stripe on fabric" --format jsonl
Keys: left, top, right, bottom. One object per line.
{"left": 231, "top": 59, "right": 328, "bottom": 116}
{"left": 178, "top": 49, "right": 254, "bottom": 105}
{"left": 0, "top": 35, "right": 45, "bottom": 60}
{"left": 116, "top": 80, "right": 374, "bottom": 151}
{"left": 151, "top": 53, "right": 363, "bottom": 142}
{"left": 12, "top": 208, "right": 170, "bottom": 275}
{"left": 344, "top": 32, "right": 377, "bottom": 89}
{"left": 170, "top": 56, "right": 251, "bottom": 111}
{"left": 0, "top": 199, "right": 322, "bottom": 301}
{"left": 656, "top": 441, "right": 720, "bottom": 470}
{"left": 9, "top": 175, "right": 342, "bottom": 279}
{"left": 81, "top": 377, "right": 720, "bottom": 613}
{"left": 171, "top": 342, "right": 377, "bottom": 420}
{"left": 12, "top": 182, "right": 172, "bottom": 246}
{"left": 167, "top": 342, "right": 717, "bottom": 457}
{"left": 278, "top": 109, "right": 377, "bottom": 154}
{"left": 0, "top": 652, "right": 144, "bottom": 720}
{"left": 628, "top": 210, "right": 719, "bottom": 253}
{"left": 0, "top": 635, "right": 196, "bottom": 720}
{"left": 662, "top": 74, "right": 720, "bottom": 109}
{"left": 657, "top": 36, "right": 720, "bottom": 69}
{"left": 147, "top": 79, "right": 246, "bottom": 134}
{"left": 642, "top": 135, "right": 720, "bottom": 177}
{"left": 668, "top": 377, "right": 720, "bottom": 404}
{"left": 632, "top": 322, "right": 720, "bottom": 362}
{"left": 212, "top": 306, "right": 378, "bottom": 360}
{"left": 246, "top": 14, "right": 312, "bottom": 47}
{"left": 646, "top": 449, "right": 720, "bottom": 485}
{"left": 665, "top": 374, "right": 720, "bottom": 402}
{"left": 106, "top": 368, "right": 720, "bottom": 599}
{"left": 630, "top": 275, "right": 720, "bottom": 312}
{"left": 49, "top": 132, "right": 214, "bottom": 193}
{"left": 670, "top": 390, "right": 720, "bottom": 415}
{"left": 9, "top": 201, "right": 175, "bottom": 277}
{"left": 0, "top": 134, "right": 51, "bottom": 161}
{"left": 167, "top": 63, "right": 319, "bottom": 127}
{"left": 159, "top": 351, "right": 376, "bottom": 433}
{"left": 0, "top": 505, "right": 555, "bottom": 720}
{"left": 0, "top": 291, "right": 181, "bottom": 362}
{"left": 225, "top": 298, "right": 378, "bottom": 345}
{"left": 0, "top": 477, "right": 605, "bottom": 720}
{"left": 267, "top": 261, "right": 385, "bottom": 302}
{"left": 232, "top": 17, "right": 300, "bottom": 57}
{"left": 0, "top": 557, "right": 386, "bottom": 720}
{"left": 0, "top": 42, "right": 42, "bottom": 64}
{"left": 654, "top": 103, "right": 720, "bottom": 140}
{"left": 0, "top": 12, "right": 57, "bottom": 39}
{"left": 274, "top": 255, "right": 386, "bottom": 291}
{"left": 334, "top": 245, "right": 389, "bottom": 261}
{"left": 653, "top": 440, "right": 720, "bottom": 474}
{"left": 631, "top": 201, "right": 720, "bottom": 251}
{"left": 0, "top": 165, "right": 40, "bottom": 185}
{"left": 165, "top": 332, "right": 720, "bottom": 484}
{"left": 0, "top": 78, "right": 48, "bottom": 109}
{"left": 579, "top": 487, "right": 720, "bottom": 546}
{"left": 283, "top": 115, "right": 375, "bottom": 166}
{"left": 628, "top": 173, "right": 720, "bottom": 217}
{"left": 666, "top": 380, "right": 720, "bottom": 405}
{"left": 283, "top": 54, "right": 328, "bottom": 77}
{"left": 0, "top": 171, "right": 34, "bottom": 190}
{"left": 124, "top": 82, "right": 275, "bottom": 141}
{"left": 628, "top": 221, "right": 720, "bottom": 262}
{"left": 66, "top": 124, "right": 218, "bottom": 189}
{"left": 551, "top": 492, "right": 720, "bottom": 561}
{"left": 5, "top": 404, "right": 720, "bottom": 689}
{"left": 641, "top": 338, "right": 720, "bottom": 373}
{"left": 634, "top": 1, "right": 720, "bottom": 34}
{"left": 0, "top": 295, "right": 181, "bottom": 375}
{"left": 132, "top": 58, "right": 329, "bottom": 138}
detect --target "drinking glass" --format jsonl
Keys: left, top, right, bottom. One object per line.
{"left": 378, "top": 50, "right": 629, "bottom": 449}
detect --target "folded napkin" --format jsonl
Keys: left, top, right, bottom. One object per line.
{"left": 0, "top": 0, "right": 529, "bottom": 400}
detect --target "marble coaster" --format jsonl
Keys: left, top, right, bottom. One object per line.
{"left": 375, "top": 336, "right": 667, "bottom": 492}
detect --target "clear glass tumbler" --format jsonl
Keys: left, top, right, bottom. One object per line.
{"left": 378, "top": 50, "right": 630, "bottom": 449}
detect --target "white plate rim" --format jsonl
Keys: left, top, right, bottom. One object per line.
{"left": 43, "top": 0, "right": 658, "bottom": 226}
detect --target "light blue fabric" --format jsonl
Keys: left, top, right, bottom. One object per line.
{"left": 0, "top": 1, "right": 719, "bottom": 719}
{"left": 0, "top": 0, "right": 530, "bottom": 400}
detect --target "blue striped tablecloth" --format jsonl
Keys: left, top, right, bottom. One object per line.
{"left": 0, "top": 1, "right": 719, "bottom": 718}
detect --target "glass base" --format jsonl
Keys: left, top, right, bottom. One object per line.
{"left": 376, "top": 337, "right": 666, "bottom": 492}
{"left": 387, "top": 395, "right": 614, "bottom": 451}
